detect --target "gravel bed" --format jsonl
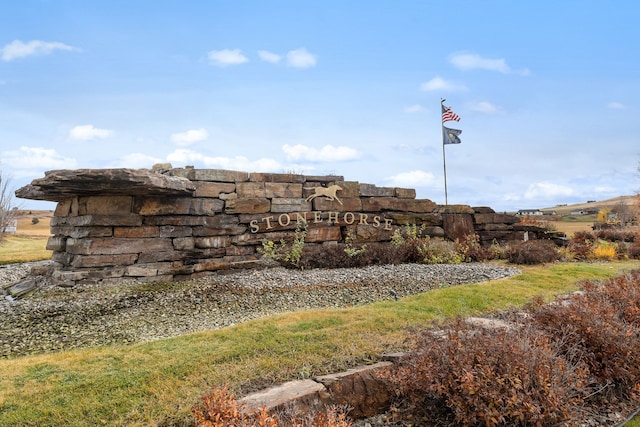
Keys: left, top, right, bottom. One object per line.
{"left": 0, "top": 262, "right": 520, "bottom": 358}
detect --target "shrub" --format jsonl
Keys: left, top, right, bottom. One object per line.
{"left": 528, "top": 271, "right": 640, "bottom": 401}
{"left": 192, "top": 386, "right": 352, "bottom": 427}
{"left": 418, "top": 237, "right": 463, "bottom": 264}
{"left": 343, "top": 232, "right": 367, "bottom": 258}
{"left": 594, "top": 228, "right": 637, "bottom": 243}
{"left": 391, "top": 225, "right": 465, "bottom": 264}
{"left": 298, "top": 242, "right": 400, "bottom": 269}
{"left": 504, "top": 240, "right": 559, "bottom": 264}
{"left": 355, "top": 242, "right": 402, "bottom": 266}
{"left": 192, "top": 386, "right": 248, "bottom": 426}
{"left": 391, "top": 223, "right": 425, "bottom": 244}
{"left": 31, "top": 217, "right": 39, "bottom": 225}
{"left": 381, "top": 270, "right": 640, "bottom": 425}
{"left": 390, "top": 224, "right": 429, "bottom": 263}
{"left": 455, "top": 233, "right": 493, "bottom": 262}
{"left": 568, "top": 231, "right": 596, "bottom": 260}
{"left": 588, "top": 240, "right": 617, "bottom": 261}
{"left": 259, "top": 221, "right": 307, "bottom": 268}
{"left": 629, "top": 241, "right": 640, "bottom": 259}
{"left": 557, "top": 245, "right": 575, "bottom": 261}
{"left": 299, "top": 244, "right": 357, "bottom": 269}
{"left": 615, "top": 241, "right": 631, "bottom": 260}
{"left": 383, "top": 319, "right": 587, "bottom": 426}
{"left": 263, "top": 224, "right": 505, "bottom": 269}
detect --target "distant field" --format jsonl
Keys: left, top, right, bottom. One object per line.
{"left": 548, "top": 220, "right": 594, "bottom": 236}
{"left": 542, "top": 195, "right": 637, "bottom": 216}
{"left": 536, "top": 195, "right": 639, "bottom": 237}
{"left": 15, "top": 210, "right": 53, "bottom": 237}
{"left": 0, "top": 210, "right": 52, "bottom": 264}
{"left": 0, "top": 236, "right": 51, "bottom": 264}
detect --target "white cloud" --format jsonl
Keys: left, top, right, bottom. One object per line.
{"left": 404, "top": 104, "right": 426, "bottom": 113}
{"left": 207, "top": 49, "right": 249, "bottom": 66}
{"left": 392, "top": 144, "right": 434, "bottom": 155}
{"left": 524, "top": 182, "right": 574, "bottom": 200}
{"left": 469, "top": 101, "right": 499, "bottom": 113}
{"left": 69, "top": 124, "right": 113, "bottom": 140}
{"left": 166, "top": 149, "right": 202, "bottom": 163}
{"left": 116, "top": 153, "right": 163, "bottom": 169}
{"left": 503, "top": 193, "right": 522, "bottom": 202}
{"left": 594, "top": 185, "right": 618, "bottom": 194}
{"left": 286, "top": 48, "right": 317, "bottom": 68}
{"left": 385, "top": 170, "right": 436, "bottom": 187}
{"left": 170, "top": 128, "right": 209, "bottom": 146}
{"left": 450, "top": 53, "right": 510, "bottom": 73}
{"left": 449, "top": 52, "right": 529, "bottom": 75}
{"left": 607, "top": 101, "right": 625, "bottom": 109}
{"left": 1, "top": 146, "right": 77, "bottom": 169}
{"left": 420, "top": 76, "right": 466, "bottom": 92}
{"left": 166, "top": 149, "right": 281, "bottom": 171}
{"left": 258, "top": 50, "right": 281, "bottom": 64}
{"left": 282, "top": 144, "right": 359, "bottom": 162}
{"left": 1, "top": 40, "right": 79, "bottom": 61}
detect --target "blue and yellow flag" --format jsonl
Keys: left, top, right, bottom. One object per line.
{"left": 443, "top": 126, "right": 462, "bottom": 145}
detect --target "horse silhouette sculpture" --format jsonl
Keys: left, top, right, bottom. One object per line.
{"left": 305, "top": 184, "right": 343, "bottom": 205}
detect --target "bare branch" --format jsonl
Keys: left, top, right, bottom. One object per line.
{"left": 0, "top": 168, "right": 19, "bottom": 243}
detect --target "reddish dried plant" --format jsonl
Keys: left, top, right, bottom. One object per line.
{"left": 192, "top": 386, "right": 352, "bottom": 427}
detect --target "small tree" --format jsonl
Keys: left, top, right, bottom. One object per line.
{"left": 613, "top": 198, "right": 635, "bottom": 226}
{"left": 0, "top": 169, "right": 18, "bottom": 243}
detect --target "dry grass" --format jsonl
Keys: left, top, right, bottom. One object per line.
{"left": 15, "top": 210, "right": 53, "bottom": 237}
{"left": 0, "top": 236, "right": 51, "bottom": 264}
{"left": 548, "top": 220, "right": 595, "bottom": 237}
{"left": 0, "top": 210, "right": 52, "bottom": 264}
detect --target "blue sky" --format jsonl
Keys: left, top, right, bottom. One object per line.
{"left": 1, "top": 1, "right": 638, "bottom": 212}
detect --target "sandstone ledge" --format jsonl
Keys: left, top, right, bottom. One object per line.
{"left": 15, "top": 168, "right": 195, "bottom": 201}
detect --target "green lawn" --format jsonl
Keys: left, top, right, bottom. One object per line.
{"left": 628, "top": 417, "right": 640, "bottom": 426}
{"left": 0, "top": 235, "right": 51, "bottom": 264}
{"left": 1, "top": 260, "right": 639, "bottom": 426}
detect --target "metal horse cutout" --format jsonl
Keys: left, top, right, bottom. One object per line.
{"left": 305, "top": 184, "right": 343, "bottom": 205}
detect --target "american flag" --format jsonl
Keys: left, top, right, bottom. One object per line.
{"left": 442, "top": 104, "right": 460, "bottom": 123}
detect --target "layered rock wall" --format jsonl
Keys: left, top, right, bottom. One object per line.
{"left": 17, "top": 166, "right": 545, "bottom": 286}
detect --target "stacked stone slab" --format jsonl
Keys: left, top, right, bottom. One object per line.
{"left": 16, "top": 166, "right": 551, "bottom": 287}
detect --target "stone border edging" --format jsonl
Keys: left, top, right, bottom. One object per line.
{"left": 239, "top": 359, "right": 399, "bottom": 419}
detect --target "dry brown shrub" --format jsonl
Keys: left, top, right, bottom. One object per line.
{"left": 568, "top": 231, "right": 596, "bottom": 260}
{"left": 505, "top": 240, "right": 559, "bottom": 264}
{"left": 595, "top": 228, "right": 638, "bottom": 243}
{"left": 629, "top": 241, "right": 640, "bottom": 259}
{"left": 383, "top": 319, "right": 587, "bottom": 426}
{"left": 529, "top": 271, "right": 640, "bottom": 401}
{"left": 192, "top": 386, "right": 352, "bottom": 427}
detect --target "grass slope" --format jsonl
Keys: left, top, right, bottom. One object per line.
{"left": 0, "top": 236, "right": 51, "bottom": 264}
{"left": 541, "top": 195, "right": 637, "bottom": 215}
{"left": 0, "top": 211, "right": 52, "bottom": 264}
{"left": 1, "top": 260, "right": 638, "bottom": 426}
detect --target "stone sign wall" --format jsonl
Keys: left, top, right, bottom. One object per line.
{"left": 17, "top": 165, "right": 547, "bottom": 287}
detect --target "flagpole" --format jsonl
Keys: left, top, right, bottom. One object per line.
{"left": 440, "top": 99, "right": 461, "bottom": 206}
{"left": 441, "top": 99, "right": 448, "bottom": 205}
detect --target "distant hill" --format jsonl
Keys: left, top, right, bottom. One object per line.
{"left": 541, "top": 195, "right": 637, "bottom": 215}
